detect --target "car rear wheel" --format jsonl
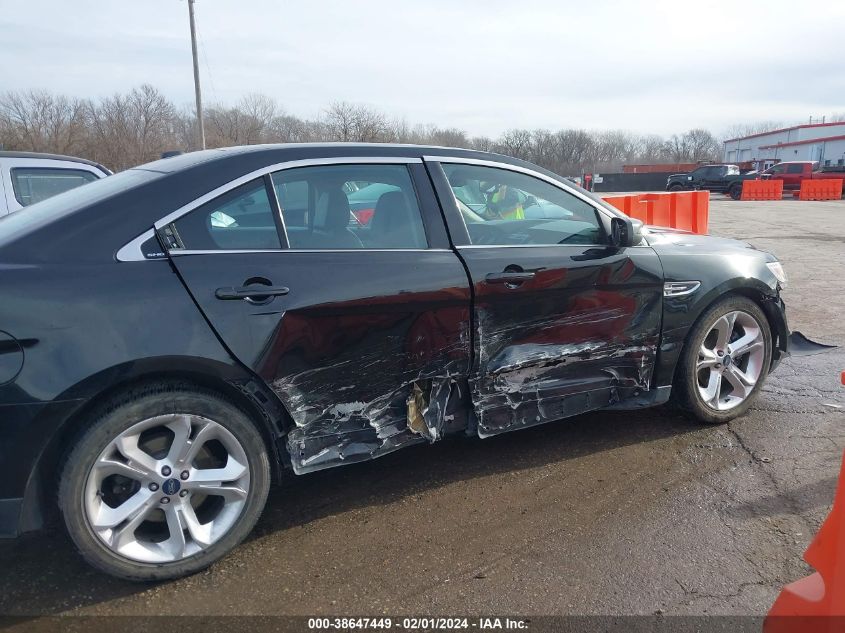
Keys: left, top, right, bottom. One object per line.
{"left": 729, "top": 184, "right": 742, "bottom": 200}
{"left": 58, "top": 383, "right": 271, "bottom": 581}
{"left": 675, "top": 296, "right": 772, "bottom": 424}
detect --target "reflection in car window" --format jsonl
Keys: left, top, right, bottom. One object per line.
{"left": 271, "top": 164, "right": 427, "bottom": 249}
{"left": 172, "top": 178, "right": 281, "bottom": 250}
{"left": 442, "top": 164, "right": 603, "bottom": 246}
{"left": 11, "top": 167, "right": 98, "bottom": 207}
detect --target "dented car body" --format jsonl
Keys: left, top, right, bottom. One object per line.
{"left": 0, "top": 144, "right": 792, "bottom": 538}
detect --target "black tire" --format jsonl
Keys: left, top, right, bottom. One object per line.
{"left": 58, "top": 382, "right": 271, "bottom": 581}
{"left": 729, "top": 184, "right": 742, "bottom": 200}
{"left": 668, "top": 183, "right": 684, "bottom": 191}
{"left": 674, "top": 296, "right": 772, "bottom": 425}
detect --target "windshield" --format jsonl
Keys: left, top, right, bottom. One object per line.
{"left": 0, "top": 169, "right": 160, "bottom": 248}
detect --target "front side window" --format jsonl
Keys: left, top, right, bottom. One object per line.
{"left": 271, "top": 164, "right": 427, "bottom": 249}
{"left": 11, "top": 167, "right": 98, "bottom": 207}
{"left": 768, "top": 164, "right": 786, "bottom": 175}
{"left": 171, "top": 178, "right": 281, "bottom": 250}
{"left": 442, "top": 164, "right": 603, "bottom": 246}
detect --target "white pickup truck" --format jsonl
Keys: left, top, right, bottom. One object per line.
{"left": 0, "top": 151, "right": 111, "bottom": 216}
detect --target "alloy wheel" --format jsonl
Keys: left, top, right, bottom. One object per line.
{"left": 696, "top": 310, "right": 766, "bottom": 411}
{"left": 83, "top": 414, "right": 250, "bottom": 563}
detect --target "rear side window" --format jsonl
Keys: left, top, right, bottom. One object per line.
{"left": 786, "top": 164, "right": 805, "bottom": 174}
{"left": 171, "top": 178, "right": 281, "bottom": 250}
{"left": 11, "top": 167, "right": 98, "bottom": 207}
{"left": 271, "top": 164, "right": 427, "bottom": 249}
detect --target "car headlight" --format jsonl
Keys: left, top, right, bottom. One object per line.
{"left": 766, "top": 261, "right": 787, "bottom": 286}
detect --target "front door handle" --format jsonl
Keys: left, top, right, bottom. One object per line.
{"left": 485, "top": 272, "right": 535, "bottom": 284}
{"left": 215, "top": 285, "right": 290, "bottom": 301}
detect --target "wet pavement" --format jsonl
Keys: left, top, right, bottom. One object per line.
{"left": 1, "top": 197, "right": 844, "bottom": 617}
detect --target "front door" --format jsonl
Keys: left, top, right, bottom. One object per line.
{"left": 429, "top": 159, "right": 664, "bottom": 437}
{"left": 162, "top": 159, "right": 472, "bottom": 473}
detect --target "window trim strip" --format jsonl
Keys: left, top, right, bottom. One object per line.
{"left": 153, "top": 156, "right": 422, "bottom": 230}
{"left": 421, "top": 154, "right": 620, "bottom": 221}
{"left": 117, "top": 156, "right": 423, "bottom": 261}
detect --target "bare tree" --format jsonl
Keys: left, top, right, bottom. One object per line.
{"left": 0, "top": 85, "right": 746, "bottom": 174}
{"left": 0, "top": 89, "right": 89, "bottom": 154}
{"left": 86, "top": 84, "right": 176, "bottom": 170}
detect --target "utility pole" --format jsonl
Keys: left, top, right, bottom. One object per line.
{"left": 188, "top": 0, "right": 206, "bottom": 150}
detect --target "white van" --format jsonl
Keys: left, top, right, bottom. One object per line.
{"left": 0, "top": 151, "right": 111, "bottom": 216}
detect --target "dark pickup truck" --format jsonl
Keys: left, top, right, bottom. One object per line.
{"left": 665, "top": 164, "right": 759, "bottom": 199}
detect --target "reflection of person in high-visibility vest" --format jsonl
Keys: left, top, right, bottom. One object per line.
{"left": 485, "top": 184, "right": 524, "bottom": 220}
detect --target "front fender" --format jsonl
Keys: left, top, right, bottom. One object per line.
{"left": 653, "top": 276, "right": 782, "bottom": 387}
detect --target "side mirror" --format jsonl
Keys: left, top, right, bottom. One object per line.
{"left": 610, "top": 216, "right": 642, "bottom": 248}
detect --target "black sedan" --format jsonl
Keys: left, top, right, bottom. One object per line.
{"left": 0, "top": 144, "right": 795, "bottom": 580}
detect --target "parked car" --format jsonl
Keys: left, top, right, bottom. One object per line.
{"left": 758, "top": 161, "right": 845, "bottom": 193}
{"left": 0, "top": 144, "right": 803, "bottom": 580}
{"left": 665, "top": 164, "right": 759, "bottom": 199}
{"left": 0, "top": 151, "right": 110, "bottom": 216}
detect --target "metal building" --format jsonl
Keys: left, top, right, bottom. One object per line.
{"left": 723, "top": 122, "right": 845, "bottom": 171}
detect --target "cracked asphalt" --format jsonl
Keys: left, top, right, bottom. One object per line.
{"left": 1, "top": 197, "right": 844, "bottom": 618}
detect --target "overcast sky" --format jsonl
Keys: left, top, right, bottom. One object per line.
{"left": 2, "top": 0, "right": 843, "bottom": 138}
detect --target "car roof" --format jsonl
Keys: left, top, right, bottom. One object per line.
{"left": 131, "top": 143, "right": 525, "bottom": 174}
{"left": 0, "top": 150, "right": 110, "bottom": 172}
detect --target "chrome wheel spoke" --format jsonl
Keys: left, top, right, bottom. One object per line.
{"left": 178, "top": 421, "right": 217, "bottom": 468}
{"left": 729, "top": 329, "right": 763, "bottom": 358}
{"left": 92, "top": 489, "right": 154, "bottom": 529}
{"left": 180, "top": 500, "right": 214, "bottom": 547}
{"left": 724, "top": 365, "right": 755, "bottom": 399}
{"left": 163, "top": 504, "right": 188, "bottom": 559}
{"left": 94, "top": 457, "right": 151, "bottom": 481}
{"left": 713, "top": 312, "right": 737, "bottom": 350}
{"left": 701, "top": 370, "right": 723, "bottom": 407}
{"left": 192, "top": 484, "right": 248, "bottom": 501}
{"left": 111, "top": 497, "right": 157, "bottom": 549}
{"left": 165, "top": 414, "right": 194, "bottom": 464}
{"left": 697, "top": 346, "right": 719, "bottom": 370}
{"left": 114, "top": 434, "right": 159, "bottom": 475}
{"left": 188, "top": 457, "right": 248, "bottom": 485}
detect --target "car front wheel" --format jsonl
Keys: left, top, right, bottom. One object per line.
{"left": 675, "top": 296, "right": 772, "bottom": 424}
{"left": 58, "top": 383, "right": 271, "bottom": 581}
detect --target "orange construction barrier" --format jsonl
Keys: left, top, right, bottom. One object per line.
{"left": 741, "top": 179, "right": 783, "bottom": 201}
{"left": 601, "top": 191, "right": 708, "bottom": 235}
{"left": 799, "top": 179, "right": 844, "bottom": 201}
{"left": 765, "top": 448, "right": 845, "bottom": 632}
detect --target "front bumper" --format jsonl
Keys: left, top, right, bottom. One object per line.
{"left": 787, "top": 331, "right": 837, "bottom": 357}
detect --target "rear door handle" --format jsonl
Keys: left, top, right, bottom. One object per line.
{"left": 485, "top": 272, "right": 535, "bottom": 284}
{"left": 215, "top": 286, "right": 290, "bottom": 300}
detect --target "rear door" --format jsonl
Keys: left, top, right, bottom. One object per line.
{"left": 161, "top": 157, "right": 472, "bottom": 473}
{"left": 426, "top": 157, "right": 664, "bottom": 437}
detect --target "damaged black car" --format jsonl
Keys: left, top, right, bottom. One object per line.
{"left": 0, "top": 144, "right": 808, "bottom": 580}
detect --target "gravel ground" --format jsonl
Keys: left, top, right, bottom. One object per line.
{"left": 1, "top": 197, "right": 843, "bottom": 619}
